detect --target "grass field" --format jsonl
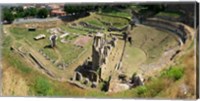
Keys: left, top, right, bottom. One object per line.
{"left": 130, "top": 25, "right": 179, "bottom": 63}
{"left": 9, "top": 26, "right": 91, "bottom": 65}
{"left": 101, "top": 8, "right": 132, "bottom": 19}
{"left": 96, "top": 14, "right": 129, "bottom": 28}
{"left": 75, "top": 13, "right": 129, "bottom": 29}
{"left": 122, "top": 46, "right": 146, "bottom": 77}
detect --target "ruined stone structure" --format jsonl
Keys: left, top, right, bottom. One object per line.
{"left": 49, "top": 34, "right": 57, "bottom": 48}
{"left": 72, "top": 32, "right": 145, "bottom": 92}
{"left": 92, "top": 33, "right": 117, "bottom": 81}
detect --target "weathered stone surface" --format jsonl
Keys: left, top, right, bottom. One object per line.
{"left": 108, "top": 83, "right": 130, "bottom": 93}
{"left": 84, "top": 78, "right": 90, "bottom": 85}
{"left": 132, "top": 74, "right": 144, "bottom": 86}
{"left": 75, "top": 72, "right": 82, "bottom": 81}
{"left": 89, "top": 70, "right": 99, "bottom": 82}
{"left": 91, "top": 82, "right": 98, "bottom": 88}
{"left": 91, "top": 33, "right": 119, "bottom": 81}
{"left": 50, "top": 34, "right": 57, "bottom": 48}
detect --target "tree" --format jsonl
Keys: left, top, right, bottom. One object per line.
{"left": 15, "top": 6, "right": 24, "bottom": 12}
{"left": 37, "top": 8, "right": 49, "bottom": 18}
{"left": 64, "top": 4, "right": 96, "bottom": 14}
{"left": 64, "top": 4, "right": 80, "bottom": 14}
{"left": 3, "top": 7, "right": 15, "bottom": 23}
{"left": 23, "top": 7, "right": 37, "bottom": 17}
{"left": 6, "top": 6, "right": 24, "bottom": 18}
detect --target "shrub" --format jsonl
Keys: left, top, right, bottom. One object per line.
{"left": 161, "top": 66, "right": 184, "bottom": 81}
{"left": 136, "top": 86, "right": 147, "bottom": 96}
{"left": 33, "top": 77, "right": 54, "bottom": 96}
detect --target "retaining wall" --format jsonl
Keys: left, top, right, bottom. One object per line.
{"left": 142, "top": 18, "right": 193, "bottom": 45}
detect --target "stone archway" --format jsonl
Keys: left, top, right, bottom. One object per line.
{"left": 89, "top": 70, "right": 99, "bottom": 83}
{"left": 73, "top": 72, "right": 83, "bottom": 81}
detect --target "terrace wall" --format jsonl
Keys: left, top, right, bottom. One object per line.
{"left": 142, "top": 18, "right": 193, "bottom": 45}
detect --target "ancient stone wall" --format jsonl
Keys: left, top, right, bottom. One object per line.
{"left": 91, "top": 33, "right": 118, "bottom": 81}
{"left": 143, "top": 18, "right": 192, "bottom": 45}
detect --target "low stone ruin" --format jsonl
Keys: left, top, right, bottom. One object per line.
{"left": 49, "top": 34, "right": 58, "bottom": 48}
{"left": 39, "top": 49, "right": 56, "bottom": 64}
{"left": 28, "top": 26, "right": 36, "bottom": 31}
{"left": 29, "top": 52, "right": 56, "bottom": 78}
{"left": 79, "top": 21, "right": 104, "bottom": 30}
{"left": 108, "top": 73, "right": 144, "bottom": 93}
{"left": 34, "top": 34, "right": 46, "bottom": 40}
{"left": 91, "top": 33, "right": 118, "bottom": 80}
{"left": 74, "top": 72, "right": 83, "bottom": 81}
{"left": 71, "top": 32, "right": 121, "bottom": 90}
{"left": 56, "top": 62, "right": 68, "bottom": 70}
{"left": 47, "top": 27, "right": 63, "bottom": 35}
{"left": 60, "top": 33, "right": 69, "bottom": 38}
{"left": 131, "top": 74, "right": 144, "bottom": 87}
{"left": 83, "top": 78, "right": 90, "bottom": 85}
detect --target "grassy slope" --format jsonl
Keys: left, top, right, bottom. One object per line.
{"left": 156, "top": 44, "right": 196, "bottom": 99}
{"left": 78, "top": 13, "right": 129, "bottom": 29}
{"left": 130, "top": 25, "right": 179, "bottom": 63}
{"left": 2, "top": 35, "right": 106, "bottom": 97}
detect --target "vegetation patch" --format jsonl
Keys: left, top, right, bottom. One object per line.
{"left": 161, "top": 66, "right": 184, "bottom": 81}
{"left": 65, "top": 34, "right": 78, "bottom": 40}
{"left": 4, "top": 51, "right": 32, "bottom": 74}
{"left": 156, "top": 11, "right": 183, "bottom": 19}
{"left": 61, "top": 25, "right": 88, "bottom": 34}
{"left": 101, "top": 8, "right": 131, "bottom": 19}
{"left": 32, "top": 77, "right": 54, "bottom": 96}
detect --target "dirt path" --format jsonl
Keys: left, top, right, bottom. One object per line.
{"left": 54, "top": 48, "right": 62, "bottom": 64}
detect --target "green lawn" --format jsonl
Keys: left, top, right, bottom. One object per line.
{"left": 83, "top": 19, "right": 104, "bottom": 27}
{"left": 101, "top": 10, "right": 132, "bottom": 19}
{"left": 156, "top": 11, "right": 183, "bottom": 19}
{"left": 96, "top": 14, "right": 129, "bottom": 28}
{"left": 9, "top": 27, "right": 59, "bottom": 60}
{"left": 77, "top": 13, "right": 129, "bottom": 29}
{"left": 9, "top": 26, "right": 91, "bottom": 65}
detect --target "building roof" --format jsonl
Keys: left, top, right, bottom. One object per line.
{"left": 48, "top": 4, "right": 61, "bottom": 10}
{"left": 51, "top": 10, "right": 66, "bottom": 14}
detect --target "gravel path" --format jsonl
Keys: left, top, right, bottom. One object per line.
{"left": 13, "top": 17, "right": 60, "bottom": 24}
